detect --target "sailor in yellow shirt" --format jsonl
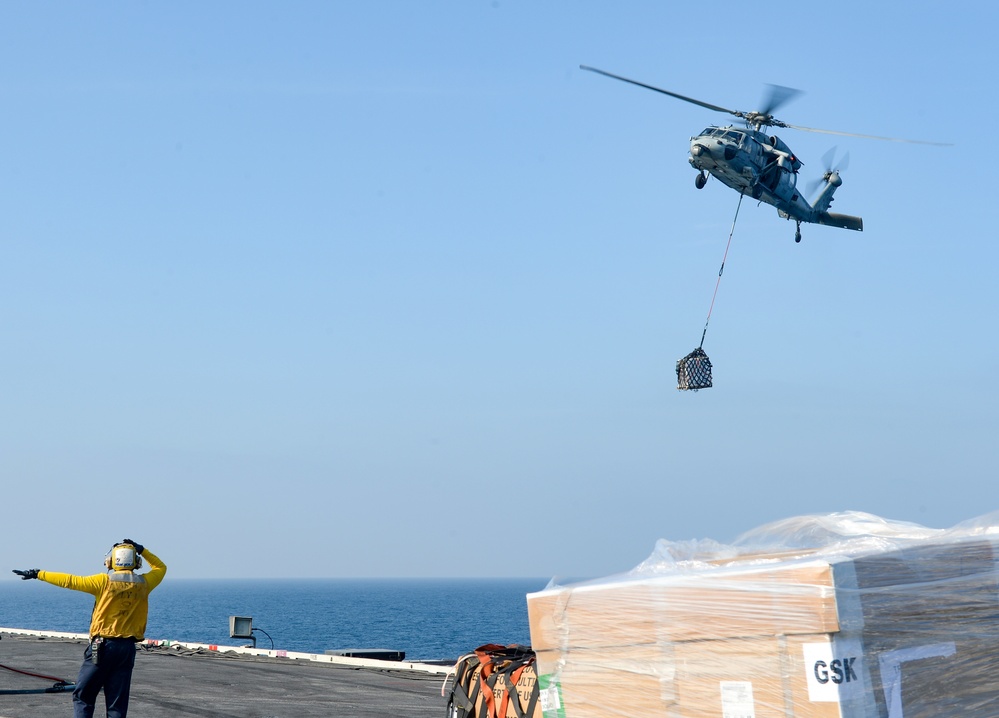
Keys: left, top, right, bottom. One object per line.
{"left": 13, "top": 539, "right": 166, "bottom": 718}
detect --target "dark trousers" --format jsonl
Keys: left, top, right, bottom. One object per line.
{"left": 73, "top": 638, "right": 137, "bottom": 718}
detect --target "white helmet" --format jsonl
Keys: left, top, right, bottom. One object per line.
{"left": 104, "top": 543, "right": 142, "bottom": 571}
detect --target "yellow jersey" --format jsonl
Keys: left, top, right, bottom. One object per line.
{"left": 39, "top": 548, "right": 167, "bottom": 641}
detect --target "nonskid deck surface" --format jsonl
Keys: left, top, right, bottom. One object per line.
{"left": 0, "top": 632, "right": 446, "bottom": 718}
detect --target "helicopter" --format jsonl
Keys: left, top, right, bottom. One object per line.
{"left": 580, "top": 65, "right": 948, "bottom": 243}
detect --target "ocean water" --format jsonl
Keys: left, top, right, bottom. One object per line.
{"left": 0, "top": 578, "right": 550, "bottom": 661}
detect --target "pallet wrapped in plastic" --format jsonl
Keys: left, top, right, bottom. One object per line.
{"left": 527, "top": 511, "right": 999, "bottom": 718}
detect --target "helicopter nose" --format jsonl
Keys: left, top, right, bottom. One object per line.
{"left": 691, "top": 144, "right": 707, "bottom": 157}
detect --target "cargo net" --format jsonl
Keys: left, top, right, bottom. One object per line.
{"left": 676, "top": 347, "right": 712, "bottom": 391}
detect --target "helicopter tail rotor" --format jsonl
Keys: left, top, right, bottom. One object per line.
{"left": 823, "top": 146, "right": 850, "bottom": 174}
{"left": 808, "top": 147, "right": 850, "bottom": 196}
{"left": 808, "top": 146, "right": 855, "bottom": 215}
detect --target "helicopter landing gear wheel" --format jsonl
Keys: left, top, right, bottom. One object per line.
{"left": 794, "top": 222, "right": 802, "bottom": 243}
{"left": 694, "top": 172, "right": 707, "bottom": 189}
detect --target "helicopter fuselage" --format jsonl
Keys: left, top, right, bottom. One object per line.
{"left": 688, "top": 125, "right": 862, "bottom": 235}
{"left": 577, "top": 64, "right": 953, "bottom": 240}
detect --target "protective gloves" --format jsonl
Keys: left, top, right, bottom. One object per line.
{"left": 12, "top": 569, "right": 39, "bottom": 580}
{"left": 123, "top": 539, "right": 144, "bottom": 555}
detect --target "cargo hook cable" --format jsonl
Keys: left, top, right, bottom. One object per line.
{"left": 698, "top": 191, "right": 743, "bottom": 349}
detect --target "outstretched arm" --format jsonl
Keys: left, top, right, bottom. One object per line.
{"left": 37, "top": 570, "right": 106, "bottom": 595}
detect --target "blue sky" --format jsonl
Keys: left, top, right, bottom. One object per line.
{"left": 2, "top": 3, "right": 996, "bottom": 579}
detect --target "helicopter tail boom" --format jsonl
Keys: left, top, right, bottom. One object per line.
{"left": 817, "top": 212, "right": 863, "bottom": 232}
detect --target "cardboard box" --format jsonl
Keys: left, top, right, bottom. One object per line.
{"left": 535, "top": 644, "right": 676, "bottom": 718}
{"left": 528, "top": 538, "right": 999, "bottom": 718}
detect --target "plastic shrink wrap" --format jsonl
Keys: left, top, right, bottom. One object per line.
{"left": 527, "top": 511, "right": 999, "bottom": 718}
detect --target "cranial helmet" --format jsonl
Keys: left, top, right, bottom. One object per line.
{"left": 104, "top": 543, "right": 142, "bottom": 571}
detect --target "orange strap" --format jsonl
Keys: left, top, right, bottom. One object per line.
{"left": 474, "top": 645, "right": 533, "bottom": 718}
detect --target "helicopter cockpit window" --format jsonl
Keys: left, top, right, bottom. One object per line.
{"left": 700, "top": 128, "right": 717, "bottom": 137}
{"left": 723, "top": 130, "right": 742, "bottom": 143}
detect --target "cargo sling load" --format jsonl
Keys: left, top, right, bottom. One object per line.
{"left": 676, "top": 192, "right": 743, "bottom": 391}
{"left": 676, "top": 347, "right": 712, "bottom": 391}
{"left": 528, "top": 510, "right": 999, "bottom": 718}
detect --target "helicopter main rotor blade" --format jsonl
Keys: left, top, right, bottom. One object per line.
{"left": 784, "top": 123, "right": 952, "bottom": 146}
{"left": 579, "top": 65, "right": 740, "bottom": 118}
{"left": 760, "top": 84, "right": 803, "bottom": 118}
